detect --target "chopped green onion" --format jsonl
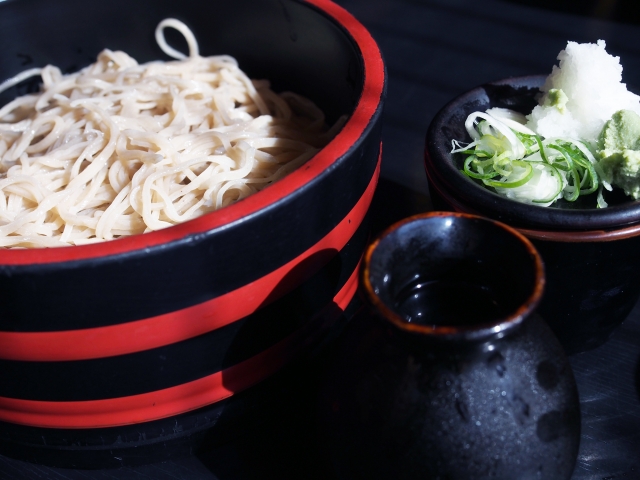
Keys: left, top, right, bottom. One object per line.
{"left": 532, "top": 164, "right": 563, "bottom": 204}
{"left": 463, "top": 156, "right": 500, "bottom": 180}
{"left": 453, "top": 109, "right": 604, "bottom": 207}
{"left": 483, "top": 160, "right": 533, "bottom": 188}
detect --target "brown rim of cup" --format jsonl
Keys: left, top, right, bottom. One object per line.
{"left": 360, "top": 211, "right": 546, "bottom": 342}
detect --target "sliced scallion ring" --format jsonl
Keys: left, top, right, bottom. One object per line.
{"left": 463, "top": 156, "right": 500, "bottom": 180}
{"left": 532, "top": 163, "right": 564, "bottom": 204}
{"left": 483, "top": 160, "right": 533, "bottom": 188}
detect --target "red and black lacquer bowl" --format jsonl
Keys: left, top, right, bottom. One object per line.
{"left": 425, "top": 75, "right": 640, "bottom": 355}
{"left": 0, "top": 0, "right": 385, "bottom": 468}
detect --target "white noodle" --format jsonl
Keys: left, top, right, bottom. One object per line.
{"left": 0, "top": 18, "right": 341, "bottom": 248}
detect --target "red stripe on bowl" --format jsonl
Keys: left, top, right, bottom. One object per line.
{"left": 0, "top": 151, "right": 380, "bottom": 361}
{"left": 0, "top": 258, "right": 359, "bottom": 429}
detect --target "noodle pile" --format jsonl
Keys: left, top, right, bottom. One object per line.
{"left": 0, "top": 19, "right": 341, "bottom": 248}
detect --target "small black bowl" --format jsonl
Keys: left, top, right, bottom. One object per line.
{"left": 425, "top": 75, "right": 640, "bottom": 354}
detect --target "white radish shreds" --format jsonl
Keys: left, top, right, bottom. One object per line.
{"left": 526, "top": 40, "right": 640, "bottom": 146}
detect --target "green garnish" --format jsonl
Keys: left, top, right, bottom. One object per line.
{"left": 451, "top": 109, "right": 603, "bottom": 207}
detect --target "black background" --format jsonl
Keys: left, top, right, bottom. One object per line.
{"left": 2, "top": 0, "right": 640, "bottom": 478}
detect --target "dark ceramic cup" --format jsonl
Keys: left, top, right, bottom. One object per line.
{"left": 318, "top": 212, "right": 580, "bottom": 480}
{"left": 425, "top": 75, "right": 640, "bottom": 354}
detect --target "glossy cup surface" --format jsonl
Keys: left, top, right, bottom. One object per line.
{"left": 319, "top": 212, "right": 580, "bottom": 480}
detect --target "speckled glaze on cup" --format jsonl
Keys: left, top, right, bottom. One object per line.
{"left": 318, "top": 212, "right": 580, "bottom": 480}
{"left": 424, "top": 75, "right": 640, "bottom": 354}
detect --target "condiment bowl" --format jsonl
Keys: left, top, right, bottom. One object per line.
{"left": 424, "top": 75, "right": 640, "bottom": 355}
{"left": 0, "top": 0, "right": 385, "bottom": 468}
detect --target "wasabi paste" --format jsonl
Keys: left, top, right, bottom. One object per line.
{"left": 598, "top": 110, "right": 640, "bottom": 199}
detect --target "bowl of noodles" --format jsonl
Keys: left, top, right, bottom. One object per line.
{"left": 0, "top": 0, "right": 385, "bottom": 468}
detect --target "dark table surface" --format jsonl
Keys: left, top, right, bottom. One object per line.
{"left": 3, "top": 0, "right": 640, "bottom": 478}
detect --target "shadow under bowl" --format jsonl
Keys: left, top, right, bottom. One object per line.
{"left": 424, "top": 75, "right": 640, "bottom": 355}
{"left": 0, "top": 0, "right": 385, "bottom": 468}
